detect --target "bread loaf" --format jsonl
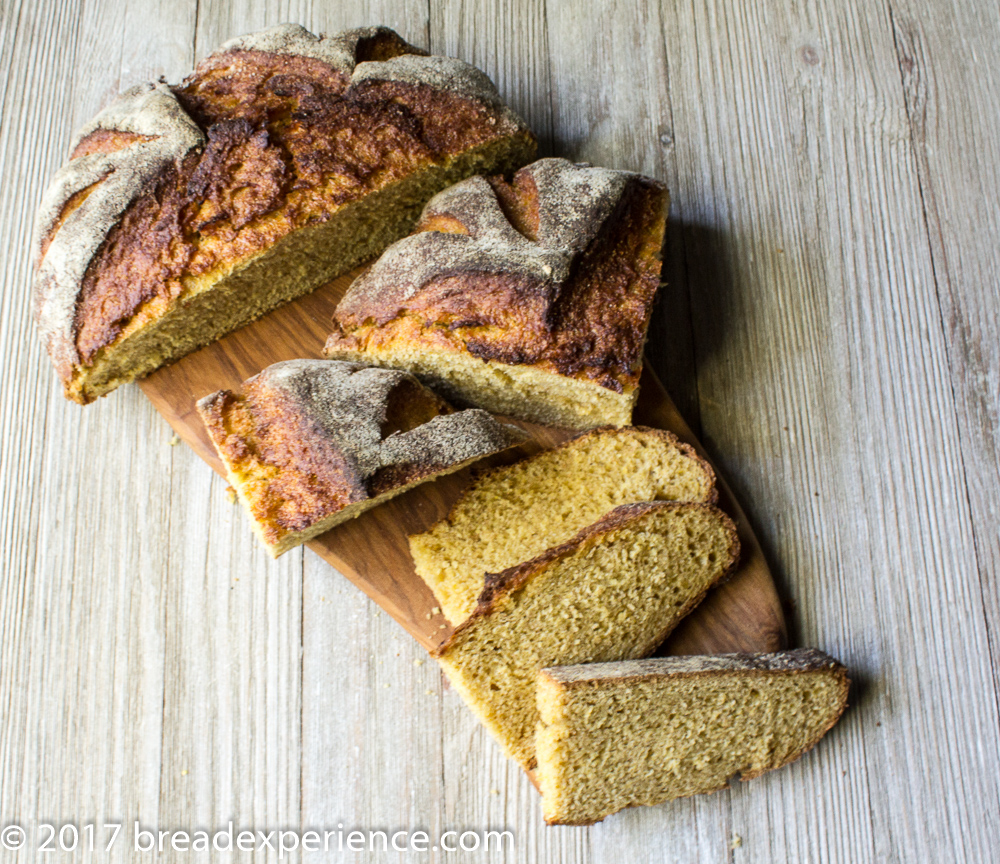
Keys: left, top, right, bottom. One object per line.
{"left": 410, "top": 426, "right": 716, "bottom": 624}
{"left": 325, "top": 158, "right": 668, "bottom": 428}
{"left": 33, "top": 24, "right": 535, "bottom": 403}
{"left": 433, "top": 501, "right": 739, "bottom": 769}
{"left": 536, "top": 650, "right": 849, "bottom": 824}
{"left": 197, "top": 359, "right": 526, "bottom": 556}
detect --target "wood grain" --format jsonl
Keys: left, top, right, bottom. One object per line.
{"left": 3, "top": 2, "right": 999, "bottom": 861}
{"left": 140, "top": 266, "right": 786, "bottom": 656}
{"left": 654, "top": 0, "right": 1000, "bottom": 860}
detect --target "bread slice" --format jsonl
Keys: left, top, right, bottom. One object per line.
{"left": 197, "top": 359, "right": 526, "bottom": 556}
{"left": 433, "top": 502, "right": 739, "bottom": 769}
{"left": 325, "top": 158, "right": 668, "bottom": 429}
{"left": 33, "top": 24, "right": 535, "bottom": 403}
{"left": 535, "top": 650, "right": 849, "bottom": 824}
{"left": 410, "top": 426, "right": 717, "bottom": 624}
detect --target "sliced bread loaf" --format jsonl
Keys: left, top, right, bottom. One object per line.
{"left": 197, "top": 359, "right": 526, "bottom": 556}
{"left": 433, "top": 501, "right": 739, "bottom": 769}
{"left": 410, "top": 426, "right": 717, "bottom": 624}
{"left": 325, "top": 158, "right": 668, "bottom": 429}
{"left": 35, "top": 24, "right": 535, "bottom": 403}
{"left": 536, "top": 650, "right": 849, "bottom": 824}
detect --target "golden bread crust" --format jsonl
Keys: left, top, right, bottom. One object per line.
{"left": 197, "top": 359, "right": 527, "bottom": 554}
{"left": 33, "top": 24, "right": 535, "bottom": 402}
{"left": 326, "top": 158, "right": 668, "bottom": 395}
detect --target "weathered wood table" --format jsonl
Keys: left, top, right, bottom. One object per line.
{"left": 1, "top": 1, "right": 997, "bottom": 861}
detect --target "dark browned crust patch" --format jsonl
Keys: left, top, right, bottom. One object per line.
{"left": 328, "top": 161, "right": 668, "bottom": 393}
{"left": 197, "top": 359, "right": 526, "bottom": 547}
{"left": 33, "top": 24, "right": 536, "bottom": 398}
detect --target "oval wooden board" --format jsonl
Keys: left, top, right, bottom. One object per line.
{"left": 140, "top": 268, "right": 786, "bottom": 656}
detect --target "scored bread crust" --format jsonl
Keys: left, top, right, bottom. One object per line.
{"left": 33, "top": 23, "right": 536, "bottom": 403}
{"left": 197, "top": 359, "right": 527, "bottom": 556}
{"left": 433, "top": 501, "right": 741, "bottom": 658}
{"left": 325, "top": 158, "right": 669, "bottom": 428}
{"left": 33, "top": 82, "right": 207, "bottom": 383}
{"left": 536, "top": 650, "right": 850, "bottom": 824}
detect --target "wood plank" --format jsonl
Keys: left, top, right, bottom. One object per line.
{"left": 164, "top": 1, "right": 307, "bottom": 840}
{"left": 430, "top": 0, "right": 555, "bottom": 156}
{"left": 656, "top": 0, "right": 1000, "bottom": 860}
{"left": 543, "top": 3, "right": 731, "bottom": 861}
{"left": 889, "top": 0, "right": 1000, "bottom": 728}
{"left": 0, "top": 0, "right": 199, "bottom": 843}
{"left": 426, "top": 6, "right": 581, "bottom": 859}
{"left": 140, "top": 266, "right": 785, "bottom": 656}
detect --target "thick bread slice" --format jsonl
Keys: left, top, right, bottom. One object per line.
{"left": 325, "top": 158, "right": 668, "bottom": 429}
{"left": 197, "top": 359, "right": 526, "bottom": 556}
{"left": 433, "top": 502, "right": 739, "bottom": 769}
{"left": 34, "top": 24, "right": 535, "bottom": 403}
{"left": 536, "top": 650, "right": 849, "bottom": 824}
{"left": 410, "top": 426, "right": 717, "bottom": 624}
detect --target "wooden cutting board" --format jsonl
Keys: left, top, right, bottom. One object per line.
{"left": 140, "top": 268, "right": 786, "bottom": 656}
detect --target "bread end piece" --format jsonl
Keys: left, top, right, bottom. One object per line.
{"left": 536, "top": 649, "right": 849, "bottom": 825}
{"left": 197, "top": 359, "right": 527, "bottom": 556}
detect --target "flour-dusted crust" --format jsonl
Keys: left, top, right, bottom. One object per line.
{"left": 335, "top": 160, "right": 638, "bottom": 320}
{"left": 227, "top": 359, "right": 524, "bottom": 481}
{"left": 204, "top": 23, "right": 521, "bottom": 123}
{"left": 539, "top": 649, "right": 847, "bottom": 687}
{"left": 332, "top": 175, "right": 579, "bottom": 319}
{"left": 32, "top": 83, "right": 205, "bottom": 378}
{"left": 197, "top": 359, "right": 526, "bottom": 554}
{"left": 32, "top": 24, "right": 535, "bottom": 403}
{"left": 328, "top": 158, "right": 668, "bottom": 396}
{"left": 352, "top": 54, "right": 511, "bottom": 109}
{"left": 210, "top": 23, "right": 418, "bottom": 69}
